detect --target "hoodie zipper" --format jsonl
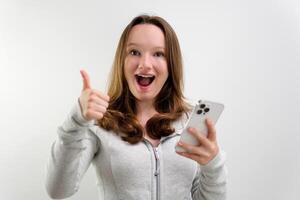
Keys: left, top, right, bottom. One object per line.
{"left": 153, "top": 147, "right": 160, "bottom": 200}
{"left": 144, "top": 134, "right": 179, "bottom": 200}
{"left": 143, "top": 139, "right": 161, "bottom": 200}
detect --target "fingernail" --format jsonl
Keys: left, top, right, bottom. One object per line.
{"left": 177, "top": 142, "right": 183, "bottom": 146}
{"left": 188, "top": 127, "right": 195, "bottom": 132}
{"left": 175, "top": 150, "right": 182, "bottom": 155}
{"left": 207, "top": 119, "right": 212, "bottom": 125}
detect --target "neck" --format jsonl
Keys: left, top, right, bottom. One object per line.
{"left": 136, "top": 100, "right": 157, "bottom": 127}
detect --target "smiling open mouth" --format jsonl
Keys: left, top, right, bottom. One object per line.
{"left": 135, "top": 75, "right": 155, "bottom": 87}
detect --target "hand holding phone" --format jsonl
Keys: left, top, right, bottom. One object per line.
{"left": 175, "top": 100, "right": 224, "bottom": 153}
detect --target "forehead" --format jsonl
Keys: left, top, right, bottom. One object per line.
{"left": 127, "top": 24, "right": 165, "bottom": 48}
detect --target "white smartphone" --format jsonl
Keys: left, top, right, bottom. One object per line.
{"left": 175, "top": 99, "right": 224, "bottom": 153}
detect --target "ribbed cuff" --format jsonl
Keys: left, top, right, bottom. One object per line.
{"left": 200, "top": 150, "right": 226, "bottom": 172}
{"left": 61, "top": 100, "right": 95, "bottom": 132}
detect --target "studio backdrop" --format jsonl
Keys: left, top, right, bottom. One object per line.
{"left": 0, "top": 0, "right": 299, "bottom": 199}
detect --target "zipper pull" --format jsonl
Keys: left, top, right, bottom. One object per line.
{"left": 154, "top": 147, "right": 159, "bottom": 160}
{"left": 153, "top": 147, "right": 160, "bottom": 176}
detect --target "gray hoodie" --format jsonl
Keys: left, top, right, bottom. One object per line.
{"left": 46, "top": 101, "right": 227, "bottom": 200}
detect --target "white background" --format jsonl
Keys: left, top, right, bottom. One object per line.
{"left": 0, "top": 0, "right": 299, "bottom": 199}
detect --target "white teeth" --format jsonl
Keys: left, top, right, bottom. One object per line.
{"left": 137, "top": 74, "right": 154, "bottom": 78}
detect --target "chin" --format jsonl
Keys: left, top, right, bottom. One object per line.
{"left": 134, "top": 94, "right": 156, "bottom": 102}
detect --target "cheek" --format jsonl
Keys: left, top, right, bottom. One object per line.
{"left": 124, "top": 58, "right": 135, "bottom": 80}
{"left": 158, "top": 61, "right": 168, "bottom": 79}
{"left": 125, "top": 57, "right": 139, "bottom": 68}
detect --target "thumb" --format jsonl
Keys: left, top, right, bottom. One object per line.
{"left": 80, "top": 69, "right": 91, "bottom": 90}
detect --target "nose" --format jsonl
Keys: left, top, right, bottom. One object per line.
{"left": 138, "top": 53, "right": 152, "bottom": 70}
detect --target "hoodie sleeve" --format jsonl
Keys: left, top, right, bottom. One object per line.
{"left": 191, "top": 150, "right": 227, "bottom": 200}
{"left": 45, "top": 99, "right": 100, "bottom": 199}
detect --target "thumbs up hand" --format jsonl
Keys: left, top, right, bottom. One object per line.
{"left": 79, "top": 70, "right": 110, "bottom": 121}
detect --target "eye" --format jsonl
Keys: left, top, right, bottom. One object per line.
{"left": 129, "top": 49, "right": 140, "bottom": 56}
{"left": 154, "top": 51, "right": 165, "bottom": 57}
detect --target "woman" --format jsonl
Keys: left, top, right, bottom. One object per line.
{"left": 46, "top": 15, "right": 227, "bottom": 200}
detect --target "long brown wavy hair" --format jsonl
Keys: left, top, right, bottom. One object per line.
{"left": 98, "top": 15, "right": 191, "bottom": 144}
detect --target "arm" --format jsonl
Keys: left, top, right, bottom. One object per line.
{"left": 45, "top": 100, "right": 100, "bottom": 199}
{"left": 191, "top": 151, "right": 227, "bottom": 200}
{"left": 176, "top": 119, "right": 227, "bottom": 200}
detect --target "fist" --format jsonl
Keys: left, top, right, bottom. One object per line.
{"left": 79, "top": 69, "right": 110, "bottom": 121}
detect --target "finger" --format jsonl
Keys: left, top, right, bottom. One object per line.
{"left": 90, "top": 89, "right": 110, "bottom": 102}
{"left": 187, "top": 127, "right": 211, "bottom": 148}
{"left": 85, "top": 110, "right": 104, "bottom": 120}
{"left": 206, "top": 118, "right": 217, "bottom": 142}
{"left": 88, "top": 102, "right": 107, "bottom": 113}
{"left": 176, "top": 151, "right": 207, "bottom": 164}
{"left": 80, "top": 69, "right": 91, "bottom": 90}
{"left": 177, "top": 151, "right": 198, "bottom": 160}
{"left": 89, "top": 95, "right": 109, "bottom": 108}
{"left": 176, "top": 141, "right": 209, "bottom": 157}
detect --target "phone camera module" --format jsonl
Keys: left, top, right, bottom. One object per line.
{"left": 197, "top": 110, "right": 203, "bottom": 114}
{"left": 200, "top": 104, "right": 206, "bottom": 109}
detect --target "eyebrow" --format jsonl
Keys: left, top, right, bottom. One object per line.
{"left": 127, "top": 42, "right": 165, "bottom": 50}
